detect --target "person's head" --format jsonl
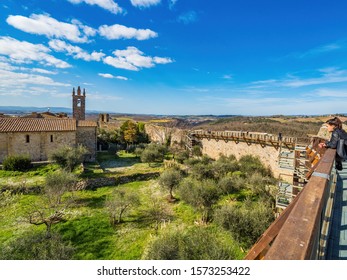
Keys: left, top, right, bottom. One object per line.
{"left": 325, "top": 117, "right": 342, "bottom": 132}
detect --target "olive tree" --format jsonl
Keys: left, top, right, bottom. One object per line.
{"left": 49, "top": 144, "right": 88, "bottom": 172}
{"left": 0, "top": 232, "right": 74, "bottom": 260}
{"left": 106, "top": 189, "right": 140, "bottom": 226}
{"left": 214, "top": 199, "right": 274, "bottom": 248}
{"left": 178, "top": 178, "right": 220, "bottom": 223}
{"left": 158, "top": 168, "right": 182, "bottom": 201}
{"left": 27, "top": 170, "right": 77, "bottom": 238}
{"left": 140, "top": 143, "right": 167, "bottom": 166}
{"left": 143, "top": 226, "right": 242, "bottom": 260}
{"left": 142, "top": 195, "right": 172, "bottom": 231}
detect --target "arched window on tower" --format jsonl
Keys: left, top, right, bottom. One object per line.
{"left": 77, "top": 98, "right": 81, "bottom": 107}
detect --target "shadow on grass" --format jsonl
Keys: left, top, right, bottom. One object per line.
{"left": 98, "top": 155, "right": 141, "bottom": 170}
{"left": 74, "top": 195, "right": 107, "bottom": 208}
{"left": 57, "top": 214, "right": 116, "bottom": 260}
{"left": 0, "top": 163, "right": 59, "bottom": 178}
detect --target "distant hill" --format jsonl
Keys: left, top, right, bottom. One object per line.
{"left": 0, "top": 106, "right": 101, "bottom": 115}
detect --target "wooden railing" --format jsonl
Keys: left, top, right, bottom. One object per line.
{"left": 245, "top": 148, "right": 337, "bottom": 260}
{"left": 189, "top": 130, "right": 298, "bottom": 144}
{"left": 188, "top": 130, "right": 310, "bottom": 149}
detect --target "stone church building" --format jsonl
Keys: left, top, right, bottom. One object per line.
{"left": 0, "top": 86, "right": 97, "bottom": 162}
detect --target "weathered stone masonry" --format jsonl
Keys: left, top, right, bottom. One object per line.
{"left": 144, "top": 125, "right": 293, "bottom": 179}
{"left": 0, "top": 87, "right": 97, "bottom": 163}
{"left": 200, "top": 138, "right": 289, "bottom": 178}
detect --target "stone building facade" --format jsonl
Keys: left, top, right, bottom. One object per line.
{"left": 0, "top": 87, "right": 97, "bottom": 163}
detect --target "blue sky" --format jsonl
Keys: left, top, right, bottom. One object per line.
{"left": 1, "top": 0, "right": 347, "bottom": 115}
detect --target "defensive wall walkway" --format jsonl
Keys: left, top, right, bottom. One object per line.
{"left": 187, "top": 129, "right": 346, "bottom": 259}
{"left": 244, "top": 147, "right": 346, "bottom": 259}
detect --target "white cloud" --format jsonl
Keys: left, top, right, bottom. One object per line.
{"left": 182, "top": 86, "right": 210, "bottom": 93}
{"left": 98, "top": 73, "right": 128, "bottom": 80}
{"left": 0, "top": 59, "right": 57, "bottom": 75}
{"left": 222, "top": 74, "right": 233, "bottom": 80}
{"left": 98, "top": 73, "right": 113, "bottom": 78}
{"left": 220, "top": 95, "right": 347, "bottom": 115}
{"left": 0, "top": 69, "right": 70, "bottom": 88}
{"left": 6, "top": 14, "right": 95, "bottom": 43}
{"left": 0, "top": 60, "right": 18, "bottom": 71}
{"left": 71, "top": 19, "right": 98, "bottom": 37}
{"left": 281, "top": 68, "right": 347, "bottom": 88}
{"left": 88, "top": 93, "right": 123, "bottom": 100}
{"left": 297, "top": 43, "right": 342, "bottom": 58}
{"left": 99, "top": 24, "right": 158, "bottom": 40}
{"left": 49, "top": 39, "right": 105, "bottom": 61}
{"left": 51, "top": 93, "right": 71, "bottom": 98}
{"left": 153, "top": 56, "right": 173, "bottom": 64}
{"left": 178, "top": 11, "right": 198, "bottom": 24}
{"left": 0, "top": 36, "right": 71, "bottom": 68}
{"left": 32, "top": 68, "right": 57, "bottom": 75}
{"left": 115, "top": 76, "right": 128, "bottom": 80}
{"left": 130, "top": 0, "right": 161, "bottom": 8}
{"left": 249, "top": 68, "right": 347, "bottom": 89}
{"left": 67, "top": 0, "right": 123, "bottom": 14}
{"left": 104, "top": 56, "right": 138, "bottom": 71}
{"left": 313, "top": 88, "right": 347, "bottom": 98}
{"left": 103, "top": 46, "right": 173, "bottom": 71}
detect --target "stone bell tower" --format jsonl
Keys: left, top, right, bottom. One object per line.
{"left": 72, "top": 86, "right": 86, "bottom": 120}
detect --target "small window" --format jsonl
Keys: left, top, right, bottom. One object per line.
{"left": 26, "top": 135, "right": 30, "bottom": 143}
{"left": 77, "top": 98, "right": 81, "bottom": 107}
{"left": 50, "top": 135, "right": 54, "bottom": 142}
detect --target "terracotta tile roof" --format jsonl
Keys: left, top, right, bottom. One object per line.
{"left": 0, "top": 118, "right": 76, "bottom": 132}
{"left": 21, "top": 112, "right": 61, "bottom": 119}
{"left": 77, "top": 120, "right": 97, "bottom": 127}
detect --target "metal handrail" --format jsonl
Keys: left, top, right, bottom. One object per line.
{"left": 245, "top": 148, "right": 336, "bottom": 260}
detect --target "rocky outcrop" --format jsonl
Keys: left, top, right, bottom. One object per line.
{"left": 144, "top": 124, "right": 186, "bottom": 146}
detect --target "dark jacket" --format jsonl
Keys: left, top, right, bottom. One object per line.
{"left": 325, "top": 128, "right": 347, "bottom": 159}
{"left": 325, "top": 128, "right": 347, "bottom": 149}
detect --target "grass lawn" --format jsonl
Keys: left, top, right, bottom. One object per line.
{"left": 0, "top": 163, "right": 60, "bottom": 190}
{"left": 83, "top": 150, "right": 163, "bottom": 178}
{"left": 0, "top": 151, "right": 250, "bottom": 260}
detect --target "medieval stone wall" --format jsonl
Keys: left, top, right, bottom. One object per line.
{"left": 0, "top": 131, "right": 76, "bottom": 162}
{"left": 200, "top": 138, "right": 292, "bottom": 179}
{"left": 144, "top": 124, "right": 296, "bottom": 180}
{"left": 144, "top": 124, "right": 186, "bottom": 146}
{"left": 76, "top": 127, "right": 96, "bottom": 162}
{"left": 0, "top": 133, "right": 7, "bottom": 161}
